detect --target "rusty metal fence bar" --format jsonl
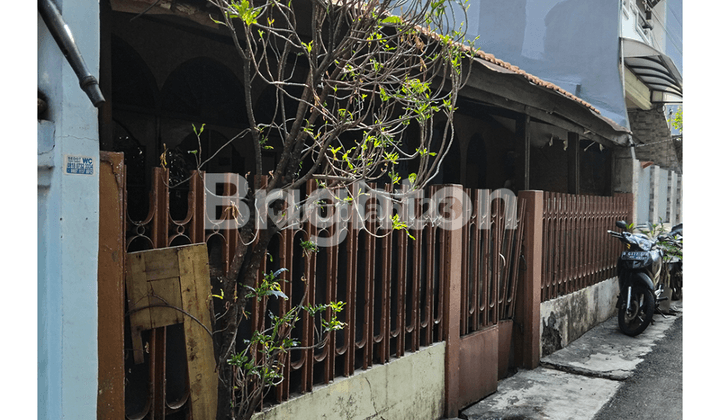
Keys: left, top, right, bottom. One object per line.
{"left": 540, "top": 192, "right": 632, "bottom": 302}
{"left": 459, "top": 189, "right": 527, "bottom": 337}
{"left": 120, "top": 165, "right": 535, "bottom": 415}
{"left": 123, "top": 167, "right": 206, "bottom": 420}
{"left": 243, "top": 181, "right": 449, "bottom": 404}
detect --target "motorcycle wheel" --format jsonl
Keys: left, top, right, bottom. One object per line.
{"left": 618, "top": 286, "right": 654, "bottom": 336}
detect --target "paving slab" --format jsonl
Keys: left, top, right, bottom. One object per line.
{"left": 460, "top": 302, "right": 682, "bottom": 420}
{"left": 461, "top": 367, "right": 621, "bottom": 420}
{"left": 541, "top": 303, "right": 681, "bottom": 381}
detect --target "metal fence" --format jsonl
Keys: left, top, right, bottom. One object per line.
{"left": 540, "top": 192, "right": 633, "bottom": 302}
{"left": 116, "top": 165, "right": 530, "bottom": 415}
{"left": 459, "top": 188, "right": 527, "bottom": 336}
{"left": 112, "top": 165, "right": 632, "bottom": 417}
{"left": 257, "top": 181, "right": 450, "bottom": 402}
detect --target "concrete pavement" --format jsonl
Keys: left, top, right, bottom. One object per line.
{"left": 455, "top": 301, "right": 682, "bottom": 420}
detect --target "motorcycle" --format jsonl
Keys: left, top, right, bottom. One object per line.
{"left": 665, "top": 223, "right": 683, "bottom": 300}
{"left": 608, "top": 221, "right": 671, "bottom": 336}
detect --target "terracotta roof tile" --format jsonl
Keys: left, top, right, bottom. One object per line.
{"left": 470, "top": 48, "right": 600, "bottom": 114}
{"left": 414, "top": 23, "right": 602, "bottom": 116}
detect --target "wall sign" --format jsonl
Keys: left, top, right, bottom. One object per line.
{"left": 64, "top": 155, "right": 94, "bottom": 176}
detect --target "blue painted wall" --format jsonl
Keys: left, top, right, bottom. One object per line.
{"left": 664, "top": 0, "right": 682, "bottom": 73}
{"left": 466, "top": 0, "right": 628, "bottom": 127}
{"left": 664, "top": 0, "right": 683, "bottom": 137}
{"left": 37, "top": 0, "right": 100, "bottom": 418}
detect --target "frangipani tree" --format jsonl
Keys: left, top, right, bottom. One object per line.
{"left": 202, "top": 0, "right": 474, "bottom": 417}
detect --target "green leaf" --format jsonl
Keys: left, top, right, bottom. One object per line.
{"left": 302, "top": 40, "right": 313, "bottom": 54}
{"left": 192, "top": 123, "right": 206, "bottom": 136}
{"left": 230, "top": 0, "right": 261, "bottom": 26}
{"left": 381, "top": 15, "right": 403, "bottom": 24}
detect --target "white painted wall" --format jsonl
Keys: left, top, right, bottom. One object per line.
{"left": 637, "top": 165, "right": 651, "bottom": 224}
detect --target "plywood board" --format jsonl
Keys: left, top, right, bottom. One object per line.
{"left": 125, "top": 243, "right": 217, "bottom": 420}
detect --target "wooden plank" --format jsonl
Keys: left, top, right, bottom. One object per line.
{"left": 178, "top": 244, "right": 218, "bottom": 420}
{"left": 97, "top": 152, "right": 125, "bottom": 420}
{"left": 147, "top": 277, "right": 183, "bottom": 328}
{"left": 126, "top": 252, "right": 151, "bottom": 364}
{"left": 143, "top": 251, "right": 180, "bottom": 281}
{"left": 127, "top": 248, "right": 184, "bottom": 329}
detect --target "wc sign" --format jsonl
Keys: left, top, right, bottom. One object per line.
{"left": 64, "top": 155, "right": 94, "bottom": 176}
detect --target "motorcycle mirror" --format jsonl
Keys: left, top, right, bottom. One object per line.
{"left": 615, "top": 220, "right": 628, "bottom": 230}
{"left": 670, "top": 223, "right": 683, "bottom": 236}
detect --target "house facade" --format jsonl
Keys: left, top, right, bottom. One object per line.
{"left": 39, "top": 1, "right": 656, "bottom": 419}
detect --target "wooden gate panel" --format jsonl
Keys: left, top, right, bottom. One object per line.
{"left": 98, "top": 152, "right": 126, "bottom": 419}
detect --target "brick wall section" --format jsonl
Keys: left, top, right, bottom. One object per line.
{"left": 627, "top": 106, "right": 681, "bottom": 172}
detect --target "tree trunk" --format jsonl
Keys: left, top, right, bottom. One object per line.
{"left": 216, "top": 218, "right": 279, "bottom": 419}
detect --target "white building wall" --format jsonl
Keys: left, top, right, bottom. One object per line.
{"left": 636, "top": 165, "right": 651, "bottom": 224}
{"left": 657, "top": 167, "right": 669, "bottom": 223}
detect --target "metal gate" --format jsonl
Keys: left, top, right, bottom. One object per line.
{"left": 448, "top": 188, "right": 527, "bottom": 411}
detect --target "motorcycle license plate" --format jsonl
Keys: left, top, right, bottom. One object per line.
{"left": 624, "top": 251, "right": 645, "bottom": 259}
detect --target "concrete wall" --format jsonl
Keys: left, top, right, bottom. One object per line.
{"left": 37, "top": 0, "right": 101, "bottom": 418}
{"left": 635, "top": 164, "right": 683, "bottom": 227}
{"left": 637, "top": 165, "right": 651, "bottom": 224}
{"left": 540, "top": 277, "right": 619, "bottom": 357}
{"left": 656, "top": 167, "right": 669, "bottom": 223}
{"left": 252, "top": 343, "right": 446, "bottom": 420}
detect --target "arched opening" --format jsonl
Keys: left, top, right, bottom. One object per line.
{"left": 160, "top": 57, "right": 247, "bottom": 127}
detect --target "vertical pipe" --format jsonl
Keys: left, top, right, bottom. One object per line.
{"left": 38, "top": 0, "right": 106, "bottom": 107}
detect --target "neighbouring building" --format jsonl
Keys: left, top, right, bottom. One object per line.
{"left": 465, "top": 0, "right": 683, "bottom": 225}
